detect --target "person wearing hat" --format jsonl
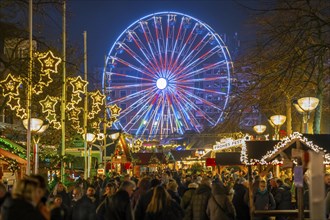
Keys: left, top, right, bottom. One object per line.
{"left": 180, "top": 182, "right": 198, "bottom": 210}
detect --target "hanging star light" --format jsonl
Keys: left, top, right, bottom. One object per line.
{"left": 53, "top": 122, "right": 61, "bottom": 130}
{"left": 77, "top": 128, "right": 84, "bottom": 134}
{"left": 69, "top": 108, "right": 81, "bottom": 120}
{"left": 91, "top": 121, "right": 101, "bottom": 129}
{"left": 71, "top": 93, "right": 82, "bottom": 104}
{"left": 71, "top": 120, "right": 81, "bottom": 129}
{"left": 69, "top": 76, "right": 88, "bottom": 94}
{"left": 0, "top": 74, "right": 22, "bottom": 97}
{"left": 7, "top": 96, "right": 21, "bottom": 110}
{"left": 91, "top": 105, "right": 101, "bottom": 114}
{"left": 39, "top": 73, "right": 53, "bottom": 86}
{"left": 16, "top": 108, "right": 27, "bottom": 119}
{"left": 33, "top": 84, "right": 44, "bottom": 95}
{"left": 39, "top": 95, "right": 58, "bottom": 113}
{"left": 88, "top": 112, "right": 95, "bottom": 119}
{"left": 46, "top": 112, "right": 57, "bottom": 124}
{"left": 37, "top": 50, "right": 62, "bottom": 73}
{"left": 134, "top": 139, "right": 142, "bottom": 147}
{"left": 109, "top": 116, "right": 118, "bottom": 124}
{"left": 90, "top": 90, "right": 105, "bottom": 106}
{"left": 108, "top": 104, "right": 121, "bottom": 116}
{"left": 66, "top": 102, "right": 75, "bottom": 111}
{"left": 106, "top": 121, "right": 113, "bottom": 128}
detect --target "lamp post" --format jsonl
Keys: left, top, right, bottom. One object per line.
{"left": 83, "top": 133, "right": 95, "bottom": 178}
{"left": 253, "top": 125, "right": 267, "bottom": 140}
{"left": 22, "top": 118, "right": 48, "bottom": 174}
{"left": 269, "top": 115, "right": 286, "bottom": 140}
{"left": 293, "top": 97, "right": 319, "bottom": 134}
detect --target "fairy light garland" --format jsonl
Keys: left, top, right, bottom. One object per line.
{"left": 0, "top": 138, "right": 27, "bottom": 159}
{"left": 240, "top": 132, "right": 330, "bottom": 165}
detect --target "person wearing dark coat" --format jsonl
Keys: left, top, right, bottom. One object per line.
{"left": 207, "top": 181, "right": 236, "bottom": 220}
{"left": 70, "top": 186, "right": 97, "bottom": 220}
{"left": 1, "top": 178, "right": 46, "bottom": 220}
{"left": 180, "top": 182, "right": 198, "bottom": 210}
{"left": 51, "top": 195, "right": 69, "bottom": 220}
{"left": 232, "top": 178, "right": 250, "bottom": 220}
{"left": 253, "top": 180, "right": 276, "bottom": 220}
{"left": 105, "top": 180, "right": 136, "bottom": 220}
{"left": 274, "top": 179, "right": 292, "bottom": 220}
{"left": 144, "top": 185, "right": 184, "bottom": 220}
{"left": 135, "top": 178, "right": 161, "bottom": 220}
{"left": 51, "top": 182, "right": 71, "bottom": 208}
{"left": 184, "top": 177, "right": 212, "bottom": 220}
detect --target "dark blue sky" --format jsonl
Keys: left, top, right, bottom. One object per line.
{"left": 67, "top": 0, "right": 252, "bottom": 71}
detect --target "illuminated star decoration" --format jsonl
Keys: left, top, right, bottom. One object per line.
{"left": 70, "top": 76, "right": 88, "bottom": 94}
{"left": 33, "top": 84, "right": 44, "bottom": 95}
{"left": 16, "top": 108, "right": 27, "bottom": 119}
{"left": 39, "top": 73, "right": 53, "bottom": 86}
{"left": 46, "top": 112, "right": 57, "bottom": 124}
{"left": 71, "top": 93, "right": 82, "bottom": 104}
{"left": 134, "top": 139, "right": 143, "bottom": 147}
{"left": 90, "top": 90, "right": 105, "bottom": 106}
{"left": 7, "top": 96, "right": 21, "bottom": 110}
{"left": 53, "top": 122, "right": 61, "bottom": 130}
{"left": 0, "top": 74, "right": 22, "bottom": 97}
{"left": 37, "top": 50, "right": 62, "bottom": 73}
{"left": 69, "top": 108, "right": 81, "bottom": 121}
{"left": 39, "top": 95, "right": 58, "bottom": 113}
{"left": 109, "top": 104, "right": 121, "bottom": 116}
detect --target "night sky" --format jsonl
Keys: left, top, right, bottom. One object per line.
{"left": 66, "top": 0, "right": 252, "bottom": 71}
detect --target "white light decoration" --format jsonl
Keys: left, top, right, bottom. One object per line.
{"left": 22, "top": 118, "right": 44, "bottom": 132}
{"left": 156, "top": 78, "right": 167, "bottom": 90}
{"left": 253, "top": 125, "right": 267, "bottom": 134}
{"left": 297, "top": 97, "right": 319, "bottom": 112}
{"left": 109, "top": 132, "right": 120, "bottom": 140}
{"left": 240, "top": 132, "right": 330, "bottom": 165}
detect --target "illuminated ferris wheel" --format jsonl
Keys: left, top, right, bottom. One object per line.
{"left": 103, "top": 12, "right": 233, "bottom": 140}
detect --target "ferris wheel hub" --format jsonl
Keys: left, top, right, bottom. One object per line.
{"left": 156, "top": 77, "right": 167, "bottom": 90}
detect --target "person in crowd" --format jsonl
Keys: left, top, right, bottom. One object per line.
{"left": 274, "top": 179, "right": 292, "bottom": 220}
{"left": 105, "top": 180, "right": 136, "bottom": 220}
{"left": 232, "top": 177, "right": 250, "bottom": 220}
{"left": 1, "top": 177, "right": 46, "bottom": 220}
{"left": 269, "top": 177, "right": 278, "bottom": 197}
{"left": 31, "top": 174, "right": 51, "bottom": 220}
{"left": 180, "top": 182, "right": 198, "bottom": 211}
{"left": 253, "top": 179, "right": 276, "bottom": 220}
{"left": 184, "top": 176, "right": 212, "bottom": 220}
{"left": 167, "top": 179, "right": 181, "bottom": 205}
{"left": 206, "top": 181, "right": 236, "bottom": 220}
{"left": 51, "top": 181, "right": 71, "bottom": 207}
{"left": 144, "top": 185, "right": 184, "bottom": 220}
{"left": 96, "top": 182, "right": 118, "bottom": 220}
{"left": 131, "top": 176, "right": 151, "bottom": 209}
{"left": 135, "top": 178, "right": 161, "bottom": 220}
{"left": 71, "top": 185, "right": 98, "bottom": 220}
{"left": 50, "top": 195, "right": 69, "bottom": 220}
{"left": 0, "top": 182, "right": 9, "bottom": 214}
{"left": 325, "top": 174, "right": 330, "bottom": 194}
{"left": 252, "top": 175, "right": 261, "bottom": 194}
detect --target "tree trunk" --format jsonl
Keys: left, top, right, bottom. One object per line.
{"left": 286, "top": 97, "right": 292, "bottom": 135}
{"left": 313, "top": 90, "right": 322, "bottom": 134}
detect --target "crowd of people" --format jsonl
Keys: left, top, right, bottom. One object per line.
{"left": 0, "top": 169, "right": 330, "bottom": 220}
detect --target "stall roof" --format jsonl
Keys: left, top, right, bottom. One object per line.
{"left": 215, "top": 152, "right": 242, "bottom": 165}
{"left": 131, "top": 152, "right": 168, "bottom": 165}
{"left": 170, "top": 150, "right": 194, "bottom": 161}
{"left": 244, "top": 140, "right": 280, "bottom": 161}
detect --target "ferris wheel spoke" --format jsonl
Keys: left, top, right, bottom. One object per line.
{"left": 168, "top": 23, "right": 197, "bottom": 75}
{"left": 168, "top": 17, "right": 184, "bottom": 75}
{"left": 178, "top": 84, "right": 227, "bottom": 95}
{"left": 110, "top": 72, "right": 154, "bottom": 82}
{"left": 180, "top": 76, "right": 227, "bottom": 83}
{"left": 167, "top": 34, "right": 210, "bottom": 80}
{"left": 109, "top": 83, "right": 154, "bottom": 90}
{"left": 176, "top": 60, "right": 226, "bottom": 82}
{"left": 153, "top": 17, "right": 165, "bottom": 73}
{"left": 109, "top": 87, "right": 155, "bottom": 105}
{"left": 174, "top": 88, "right": 217, "bottom": 125}
{"left": 120, "top": 43, "right": 158, "bottom": 75}
{"left": 111, "top": 56, "right": 155, "bottom": 79}
{"left": 139, "top": 22, "right": 163, "bottom": 74}
{"left": 129, "top": 31, "right": 162, "bottom": 75}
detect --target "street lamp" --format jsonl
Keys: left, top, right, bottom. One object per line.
{"left": 294, "top": 97, "right": 319, "bottom": 134}
{"left": 22, "top": 118, "right": 48, "bottom": 174}
{"left": 253, "top": 125, "right": 267, "bottom": 134}
{"left": 82, "top": 133, "right": 96, "bottom": 178}
{"left": 269, "top": 115, "right": 286, "bottom": 140}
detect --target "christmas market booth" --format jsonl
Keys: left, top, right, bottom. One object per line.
{"left": 131, "top": 152, "right": 174, "bottom": 176}
{"left": 0, "top": 137, "right": 27, "bottom": 183}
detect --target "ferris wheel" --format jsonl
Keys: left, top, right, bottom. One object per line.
{"left": 103, "top": 11, "right": 233, "bottom": 140}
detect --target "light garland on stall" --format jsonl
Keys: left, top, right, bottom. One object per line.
{"left": 240, "top": 132, "right": 330, "bottom": 165}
